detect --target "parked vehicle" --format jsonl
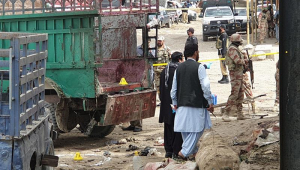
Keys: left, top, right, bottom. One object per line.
{"left": 234, "top": 7, "right": 252, "bottom": 33}
{"left": 202, "top": 6, "right": 241, "bottom": 41}
{"left": 0, "top": 0, "right": 158, "bottom": 138}
{"left": 0, "top": 33, "right": 58, "bottom": 169}
{"left": 201, "top": 0, "right": 233, "bottom": 14}
{"left": 150, "top": 7, "right": 173, "bottom": 28}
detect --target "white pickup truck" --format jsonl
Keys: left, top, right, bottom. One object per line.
{"left": 202, "top": 6, "right": 241, "bottom": 41}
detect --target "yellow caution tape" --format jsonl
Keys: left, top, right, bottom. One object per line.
{"left": 153, "top": 52, "right": 279, "bottom": 67}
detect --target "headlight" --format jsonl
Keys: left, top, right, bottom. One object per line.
{"left": 203, "top": 20, "right": 210, "bottom": 25}
{"left": 228, "top": 19, "right": 234, "bottom": 24}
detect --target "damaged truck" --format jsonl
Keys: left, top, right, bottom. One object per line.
{"left": 0, "top": 0, "right": 158, "bottom": 137}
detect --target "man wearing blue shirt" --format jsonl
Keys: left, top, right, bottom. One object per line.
{"left": 171, "top": 43, "right": 214, "bottom": 159}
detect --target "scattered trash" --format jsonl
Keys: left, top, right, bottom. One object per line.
{"left": 103, "top": 151, "right": 111, "bottom": 157}
{"left": 88, "top": 159, "right": 95, "bottom": 162}
{"left": 118, "top": 138, "right": 127, "bottom": 144}
{"left": 126, "top": 137, "right": 137, "bottom": 142}
{"left": 94, "top": 156, "right": 111, "bottom": 166}
{"left": 147, "top": 148, "right": 161, "bottom": 156}
{"left": 126, "top": 145, "right": 139, "bottom": 151}
{"left": 106, "top": 138, "right": 127, "bottom": 146}
{"left": 59, "top": 164, "right": 69, "bottom": 167}
{"left": 154, "top": 137, "right": 164, "bottom": 146}
{"left": 145, "top": 137, "right": 154, "bottom": 141}
{"left": 139, "top": 146, "right": 160, "bottom": 156}
{"left": 233, "top": 136, "right": 248, "bottom": 146}
{"left": 133, "top": 151, "right": 142, "bottom": 170}
{"left": 73, "top": 152, "right": 83, "bottom": 161}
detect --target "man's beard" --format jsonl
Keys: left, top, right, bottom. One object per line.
{"left": 157, "top": 44, "right": 163, "bottom": 47}
{"left": 196, "top": 53, "right": 199, "bottom": 61}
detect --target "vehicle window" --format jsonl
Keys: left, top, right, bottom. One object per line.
{"left": 235, "top": 9, "right": 246, "bottom": 16}
{"left": 205, "top": 8, "right": 232, "bottom": 17}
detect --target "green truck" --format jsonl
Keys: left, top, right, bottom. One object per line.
{"left": 0, "top": 0, "right": 158, "bottom": 137}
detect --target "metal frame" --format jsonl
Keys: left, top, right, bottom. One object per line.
{"left": 0, "top": 0, "right": 159, "bottom": 16}
{"left": 0, "top": 32, "right": 48, "bottom": 138}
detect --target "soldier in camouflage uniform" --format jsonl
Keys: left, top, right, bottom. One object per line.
{"left": 222, "top": 33, "right": 249, "bottom": 122}
{"left": 258, "top": 9, "right": 268, "bottom": 44}
{"left": 154, "top": 36, "right": 171, "bottom": 104}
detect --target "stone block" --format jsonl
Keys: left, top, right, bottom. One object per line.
{"left": 254, "top": 45, "right": 274, "bottom": 60}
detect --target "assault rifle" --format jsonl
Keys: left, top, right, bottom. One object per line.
{"left": 244, "top": 49, "right": 254, "bottom": 89}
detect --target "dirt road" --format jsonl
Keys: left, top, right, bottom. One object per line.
{"left": 54, "top": 18, "right": 280, "bottom": 170}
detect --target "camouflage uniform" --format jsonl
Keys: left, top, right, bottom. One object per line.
{"left": 241, "top": 50, "right": 256, "bottom": 113}
{"left": 223, "top": 34, "right": 247, "bottom": 121}
{"left": 275, "top": 61, "right": 279, "bottom": 105}
{"left": 154, "top": 45, "right": 171, "bottom": 92}
{"left": 258, "top": 11, "right": 268, "bottom": 43}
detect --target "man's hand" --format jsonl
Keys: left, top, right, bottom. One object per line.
{"left": 174, "top": 105, "right": 178, "bottom": 111}
{"left": 207, "top": 104, "right": 214, "bottom": 113}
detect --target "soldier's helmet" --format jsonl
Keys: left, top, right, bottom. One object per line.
{"left": 230, "top": 33, "right": 243, "bottom": 43}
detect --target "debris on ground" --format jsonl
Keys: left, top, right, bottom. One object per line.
{"left": 139, "top": 146, "right": 161, "bottom": 156}
{"left": 239, "top": 120, "right": 280, "bottom": 168}
{"left": 196, "top": 131, "right": 240, "bottom": 170}
{"left": 144, "top": 158, "right": 197, "bottom": 170}
{"left": 126, "top": 145, "right": 139, "bottom": 151}
{"left": 94, "top": 156, "right": 111, "bottom": 166}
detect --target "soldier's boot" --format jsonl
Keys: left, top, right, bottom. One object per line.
{"left": 219, "top": 75, "right": 229, "bottom": 84}
{"left": 237, "top": 112, "right": 250, "bottom": 120}
{"left": 251, "top": 102, "right": 256, "bottom": 114}
{"left": 222, "top": 111, "right": 231, "bottom": 122}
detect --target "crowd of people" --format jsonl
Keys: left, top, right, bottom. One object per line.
{"left": 124, "top": 22, "right": 279, "bottom": 160}
{"left": 258, "top": 5, "right": 279, "bottom": 44}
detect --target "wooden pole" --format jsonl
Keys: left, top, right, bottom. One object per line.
{"left": 255, "top": 0, "right": 257, "bottom": 42}
{"left": 251, "top": 0, "right": 254, "bottom": 43}
{"left": 247, "top": 0, "right": 250, "bottom": 44}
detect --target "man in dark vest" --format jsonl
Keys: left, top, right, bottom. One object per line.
{"left": 159, "top": 52, "right": 184, "bottom": 158}
{"left": 171, "top": 43, "right": 214, "bottom": 159}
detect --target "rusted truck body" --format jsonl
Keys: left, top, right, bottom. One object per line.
{"left": 0, "top": 0, "right": 158, "bottom": 137}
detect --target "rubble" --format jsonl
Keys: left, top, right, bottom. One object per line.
{"left": 195, "top": 131, "right": 240, "bottom": 170}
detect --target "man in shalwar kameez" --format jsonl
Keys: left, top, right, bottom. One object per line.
{"left": 171, "top": 43, "right": 214, "bottom": 159}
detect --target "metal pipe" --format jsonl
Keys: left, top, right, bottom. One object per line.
{"left": 251, "top": 0, "right": 254, "bottom": 43}
{"left": 280, "top": 0, "right": 300, "bottom": 168}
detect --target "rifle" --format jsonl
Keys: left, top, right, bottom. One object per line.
{"left": 245, "top": 49, "right": 254, "bottom": 89}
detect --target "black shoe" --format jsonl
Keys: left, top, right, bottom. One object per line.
{"left": 122, "top": 125, "right": 135, "bottom": 131}
{"left": 133, "top": 127, "right": 142, "bottom": 132}
{"left": 219, "top": 75, "right": 229, "bottom": 84}
{"left": 218, "top": 76, "right": 224, "bottom": 83}
{"left": 165, "top": 152, "right": 173, "bottom": 158}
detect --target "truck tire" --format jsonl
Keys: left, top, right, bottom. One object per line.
{"left": 45, "top": 102, "right": 60, "bottom": 132}
{"left": 88, "top": 125, "right": 115, "bottom": 138}
{"left": 203, "top": 34, "right": 208, "bottom": 41}
{"left": 45, "top": 102, "right": 77, "bottom": 132}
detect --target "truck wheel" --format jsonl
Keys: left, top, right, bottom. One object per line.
{"left": 203, "top": 34, "right": 208, "bottom": 41}
{"left": 45, "top": 102, "right": 77, "bottom": 132}
{"left": 87, "top": 125, "right": 115, "bottom": 138}
{"left": 45, "top": 102, "right": 60, "bottom": 132}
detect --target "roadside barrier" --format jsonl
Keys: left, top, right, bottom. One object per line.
{"left": 153, "top": 52, "right": 279, "bottom": 67}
